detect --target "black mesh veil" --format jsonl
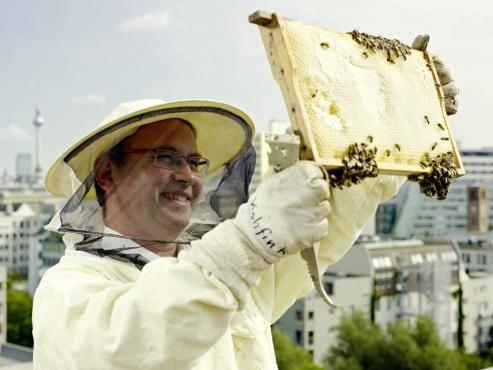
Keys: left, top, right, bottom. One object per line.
{"left": 181, "top": 145, "right": 256, "bottom": 241}
{"left": 45, "top": 118, "right": 256, "bottom": 268}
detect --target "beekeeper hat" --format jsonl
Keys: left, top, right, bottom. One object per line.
{"left": 45, "top": 99, "right": 256, "bottom": 199}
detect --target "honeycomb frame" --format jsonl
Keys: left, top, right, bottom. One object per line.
{"left": 250, "top": 11, "right": 464, "bottom": 176}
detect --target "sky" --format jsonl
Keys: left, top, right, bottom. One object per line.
{"left": 0, "top": 0, "right": 491, "bottom": 175}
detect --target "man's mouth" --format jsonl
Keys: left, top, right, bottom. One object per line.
{"left": 161, "top": 192, "right": 191, "bottom": 203}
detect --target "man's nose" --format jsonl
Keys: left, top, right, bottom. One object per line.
{"left": 172, "top": 160, "right": 196, "bottom": 184}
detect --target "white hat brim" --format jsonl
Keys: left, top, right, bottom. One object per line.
{"left": 45, "top": 99, "right": 255, "bottom": 199}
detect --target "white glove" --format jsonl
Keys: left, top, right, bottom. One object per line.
{"left": 319, "top": 175, "right": 405, "bottom": 264}
{"left": 180, "top": 160, "right": 330, "bottom": 308}
{"left": 412, "top": 34, "right": 459, "bottom": 115}
{"left": 234, "top": 161, "right": 331, "bottom": 263}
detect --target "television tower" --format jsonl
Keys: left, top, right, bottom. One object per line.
{"left": 33, "top": 109, "right": 44, "bottom": 182}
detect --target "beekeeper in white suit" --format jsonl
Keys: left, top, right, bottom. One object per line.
{"left": 32, "top": 36, "right": 458, "bottom": 369}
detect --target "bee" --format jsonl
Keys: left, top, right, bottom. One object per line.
{"left": 362, "top": 51, "right": 369, "bottom": 59}
{"left": 441, "top": 137, "right": 449, "bottom": 141}
{"left": 385, "top": 149, "right": 391, "bottom": 157}
{"left": 424, "top": 115, "right": 430, "bottom": 124}
{"left": 367, "top": 135, "right": 373, "bottom": 143}
{"left": 431, "top": 142, "right": 438, "bottom": 150}
{"left": 395, "top": 143, "right": 401, "bottom": 151}
{"left": 437, "top": 123, "right": 445, "bottom": 131}
{"left": 320, "top": 42, "right": 330, "bottom": 49}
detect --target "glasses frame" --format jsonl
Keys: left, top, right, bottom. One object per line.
{"left": 119, "top": 147, "right": 210, "bottom": 176}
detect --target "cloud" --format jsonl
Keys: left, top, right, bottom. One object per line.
{"left": 71, "top": 93, "right": 107, "bottom": 104}
{"left": 0, "top": 124, "right": 30, "bottom": 141}
{"left": 120, "top": 11, "right": 170, "bottom": 31}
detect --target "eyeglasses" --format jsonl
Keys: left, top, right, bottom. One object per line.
{"left": 120, "top": 148, "right": 209, "bottom": 176}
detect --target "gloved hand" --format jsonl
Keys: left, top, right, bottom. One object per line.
{"left": 181, "top": 160, "right": 330, "bottom": 308}
{"left": 319, "top": 175, "right": 405, "bottom": 265}
{"left": 234, "top": 160, "right": 330, "bottom": 263}
{"left": 412, "top": 34, "right": 459, "bottom": 115}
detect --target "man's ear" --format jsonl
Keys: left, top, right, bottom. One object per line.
{"left": 95, "top": 158, "right": 117, "bottom": 195}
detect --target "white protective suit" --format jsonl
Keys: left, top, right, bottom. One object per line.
{"left": 33, "top": 172, "right": 402, "bottom": 370}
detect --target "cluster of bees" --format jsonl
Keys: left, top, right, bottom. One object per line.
{"left": 408, "top": 152, "right": 458, "bottom": 200}
{"left": 327, "top": 136, "right": 458, "bottom": 200}
{"left": 328, "top": 139, "right": 378, "bottom": 189}
{"left": 348, "top": 30, "right": 412, "bottom": 64}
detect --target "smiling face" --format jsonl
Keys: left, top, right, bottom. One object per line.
{"left": 98, "top": 119, "right": 204, "bottom": 243}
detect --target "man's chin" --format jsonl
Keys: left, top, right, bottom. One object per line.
{"left": 157, "top": 212, "right": 191, "bottom": 234}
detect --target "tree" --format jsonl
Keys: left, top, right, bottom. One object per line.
{"left": 7, "top": 273, "right": 33, "bottom": 347}
{"left": 325, "top": 311, "right": 492, "bottom": 370}
{"left": 272, "top": 328, "right": 324, "bottom": 370}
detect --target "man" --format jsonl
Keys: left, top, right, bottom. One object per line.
{"left": 33, "top": 42, "right": 458, "bottom": 369}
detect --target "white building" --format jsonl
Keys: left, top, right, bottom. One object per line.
{"left": 462, "top": 272, "right": 493, "bottom": 353}
{"left": 0, "top": 266, "right": 7, "bottom": 345}
{"left": 274, "top": 238, "right": 463, "bottom": 365}
{"left": 28, "top": 231, "right": 65, "bottom": 297}
{"left": 391, "top": 149, "right": 493, "bottom": 238}
{"left": 0, "top": 204, "right": 43, "bottom": 276}
{"left": 249, "top": 120, "right": 290, "bottom": 193}
{"left": 458, "top": 240, "right": 493, "bottom": 274}
{"left": 0, "top": 182, "right": 62, "bottom": 276}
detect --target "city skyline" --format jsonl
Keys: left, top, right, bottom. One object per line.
{"left": 1, "top": 1, "right": 492, "bottom": 175}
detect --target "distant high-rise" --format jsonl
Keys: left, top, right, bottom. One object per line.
{"left": 467, "top": 186, "right": 488, "bottom": 233}
{"left": 16, "top": 153, "right": 32, "bottom": 182}
{"left": 33, "top": 109, "right": 44, "bottom": 182}
{"left": 383, "top": 148, "right": 493, "bottom": 238}
{"left": 249, "top": 120, "right": 290, "bottom": 193}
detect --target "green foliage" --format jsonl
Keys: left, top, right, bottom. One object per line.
{"left": 272, "top": 328, "right": 324, "bottom": 370}
{"left": 326, "top": 311, "right": 492, "bottom": 370}
{"left": 6, "top": 273, "right": 33, "bottom": 347}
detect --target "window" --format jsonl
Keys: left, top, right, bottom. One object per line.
{"left": 324, "top": 282, "right": 334, "bottom": 295}
{"left": 478, "top": 255, "right": 487, "bottom": 265}
{"left": 308, "top": 331, "right": 314, "bottom": 345}
{"left": 295, "top": 330, "right": 303, "bottom": 345}
{"left": 308, "top": 311, "right": 314, "bottom": 320}
{"left": 374, "top": 298, "right": 380, "bottom": 311}
{"left": 295, "top": 310, "right": 303, "bottom": 321}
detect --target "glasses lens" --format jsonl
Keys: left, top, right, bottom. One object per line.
{"left": 155, "top": 150, "right": 209, "bottom": 176}
{"left": 154, "top": 150, "right": 177, "bottom": 169}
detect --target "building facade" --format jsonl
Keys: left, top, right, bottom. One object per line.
{"left": 458, "top": 240, "right": 493, "bottom": 275}
{"left": 0, "top": 204, "right": 42, "bottom": 276}
{"left": 274, "top": 238, "right": 464, "bottom": 365}
{"left": 384, "top": 149, "right": 493, "bottom": 238}
{"left": 0, "top": 266, "right": 7, "bottom": 345}
{"left": 0, "top": 183, "right": 62, "bottom": 276}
